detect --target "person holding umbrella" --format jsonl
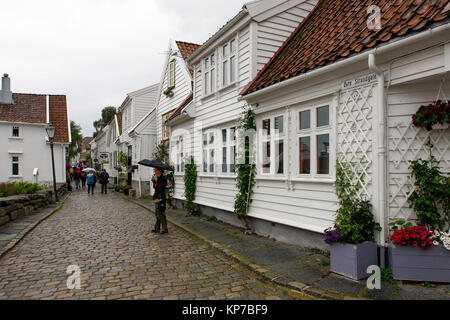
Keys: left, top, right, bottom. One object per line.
{"left": 152, "top": 167, "right": 168, "bottom": 234}
{"left": 138, "top": 159, "right": 172, "bottom": 235}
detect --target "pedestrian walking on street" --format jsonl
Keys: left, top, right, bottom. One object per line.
{"left": 74, "top": 168, "right": 81, "bottom": 190}
{"left": 81, "top": 171, "right": 87, "bottom": 189}
{"left": 86, "top": 172, "right": 97, "bottom": 195}
{"left": 152, "top": 167, "right": 168, "bottom": 234}
{"left": 99, "top": 169, "right": 109, "bottom": 194}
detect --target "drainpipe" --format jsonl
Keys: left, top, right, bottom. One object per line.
{"left": 368, "top": 53, "right": 387, "bottom": 268}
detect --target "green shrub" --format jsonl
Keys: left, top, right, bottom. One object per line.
{"left": 0, "top": 182, "right": 43, "bottom": 197}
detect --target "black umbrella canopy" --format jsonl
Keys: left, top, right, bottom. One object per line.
{"left": 138, "top": 159, "right": 172, "bottom": 171}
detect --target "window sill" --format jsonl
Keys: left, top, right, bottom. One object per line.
{"left": 8, "top": 137, "right": 23, "bottom": 140}
{"left": 218, "top": 82, "right": 238, "bottom": 93}
{"left": 9, "top": 176, "right": 22, "bottom": 178}
{"left": 255, "top": 175, "right": 287, "bottom": 181}
{"left": 291, "top": 177, "right": 335, "bottom": 184}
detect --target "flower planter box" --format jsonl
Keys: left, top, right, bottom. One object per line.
{"left": 330, "top": 242, "right": 378, "bottom": 280}
{"left": 389, "top": 244, "right": 450, "bottom": 283}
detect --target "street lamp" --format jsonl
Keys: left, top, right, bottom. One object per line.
{"left": 46, "top": 122, "right": 58, "bottom": 202}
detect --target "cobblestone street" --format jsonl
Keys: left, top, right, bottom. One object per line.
{"left": 0, "top": 191, "right": 296, "bottom": 300}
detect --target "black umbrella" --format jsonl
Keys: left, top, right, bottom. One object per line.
{"left": 138, "top": 159, "right": 173, "bottom": 171}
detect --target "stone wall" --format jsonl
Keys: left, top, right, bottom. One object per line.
{"left": 0, "top": 184, "right": 67, "bottom": 227}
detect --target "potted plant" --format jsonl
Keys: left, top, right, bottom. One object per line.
{"left": 163, "top": 88, "right": 174, "bottom": 98}
{"left": 388, "top": 153, "right": 450, "bottom": 282}
{"left": 412, "top": 100, "right": 449, "bottom": 131}
{"left": 324, "top": 162, "right": 381, "bottom": 280}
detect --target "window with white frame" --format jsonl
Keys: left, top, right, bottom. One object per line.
{"left": 12, "top": 126, "right": 20, "bottom": 137}
{"left": 168, "top": 60, "right": 176, "bottom": 89}
{"left": 161, "top": 110, "right": 174, "bottom": 140}
{"left": 174, "top": 136, "right": 184, "bottom": 173}
{"left": 297, "top": 105, "right": 330, "bottom": 176}
{"left": 202, "top": 131, "right": 215, "bottom": 173}
{"left": 221, "top": 127, "right": 236, "bottom": 174}
{"left": 259, "top": 115, "right": 285, "bottom": 175}
{"left": 203, "top": 53, "right": 216, "bottom": 95}
{"left": 221, "top": 38, "right": 237, "bottom": 88}
{"left": 11, "top": 156, "right": 19, "bottom": 176}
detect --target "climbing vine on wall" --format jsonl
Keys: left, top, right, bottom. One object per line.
{"left": 183, "top": 156, "right": 197, "bottom": 215}
{"left": 234, "top": 105, "right": 257, "bottom": 223}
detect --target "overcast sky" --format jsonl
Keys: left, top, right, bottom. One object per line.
{"left": 1, "top": 0, "right": 247, "bottom": 137}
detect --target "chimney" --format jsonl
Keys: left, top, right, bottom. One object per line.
{"left": 0, "top": 74, "right": 13, "bottom": 104}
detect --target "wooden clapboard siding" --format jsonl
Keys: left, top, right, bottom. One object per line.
{"left": 256, "top": 0, "right": 317, "bottom": 71}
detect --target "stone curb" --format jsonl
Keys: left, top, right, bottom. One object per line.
{"left": 125, "top": 197, "right": 343, "bottom": 300}
{"left": 0, "top": 193, "right": 71, "bottom": 260}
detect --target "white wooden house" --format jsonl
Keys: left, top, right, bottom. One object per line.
{"left": 90, "top": 113, "right": 121, "bottom": 183}
{"left": 165, "top": 0, "right": 318, "bottom": 238}
{"left": 0, "top": 74, "right": 70, "bottom": 185}
{"left": 116, "top": 84, "right": 159, "bottom": 195}
{"left": 166, "top": 0, "right": 450, "bottom": 251}
{"left": 239, "top": 0, "right": 450, "bottom": 251}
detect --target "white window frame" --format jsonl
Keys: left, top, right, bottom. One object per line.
{"left": 295, "top": 104, "right": 332, "bottom": 179}
{"left": 220, "top": 126, "right": 237, "bottom": 175}
{"left": 201, "top": 130, "right": 216, "bottom": 174}
{"left": 203, "top": 52, "right": 216, "bottom": 96}
{"left": 11, "top": 155, "right": 20, "bottom": 176}
{"left": 161, "top": 109, "right": 174, "bottom": 140}
{"left": 168, "top": 60, "right": 176, "bottom": 89}
{"left": 220, "top": 38, "right": 237, "bottom": 89}
{"left": 258, "top": 113, "right": 286, "bottom": 177}
{"left": 173, "top": 136, "right": 184, "bottom": 174}
{"left": 12, "top": 126, "right": 20, "bottom": 137}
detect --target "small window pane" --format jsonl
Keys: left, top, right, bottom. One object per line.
{"left": 203, "top": 150, "right": 207, "bottom": 172}
{"left": 210, "top": 68, "right": 215, "bottom": 92}
{"left": 205, "top": 58, "right": 209, "bottom": 69}
{"left": 262, "top": 141, "right": 270, "bottom": 174}
{"left": 223, "top": 61, "right": 228, "bottom": 86}
{"left": 12, "top": 163, "right": 19, "bottom": 176}
{"left": 317, "top": 106, "right": 330, "bottom": 127}
{"left": 210, "top": 54, "right": 215, "bottom": 65}
{"left": 276, "top": 140, "right": 284, "bottom": 174}
{"left": 210, "top": 149, "right": 215, "bottom": 172}
{"left": 203, "top": 134, "right": 207, "bottom": 146}
{"left": 230, "top": 56, "right": 235, "bottom": 83}
{"left": 209, "top": 133, "right": 214, "bottom": 145}
{"left": 299, "top": 137, "right": 311, "bottom": 174}
{"left": 299, "top": 110, "right": 311, "bottom": 130}
{"left": 230, "top": 39, "right": 236, "bottom": 52}
{"left": 230, "top": 127, "right": 236, "bottom": 141}
{"left": 262, "top": 119, "right": 270, "bottom": 136}
{"left": 222, "top": 129, "right": 227, "bottom": 143}
{"left": 222, "top": 147, "right": 227, "bottom": 173}
{"left": 204, "top": 71, "right": 209, "bottom": 94}
{"left": 230, "top": 146, "right": 235, "bottom": 172}
{"left": 223, "top": 44, "right": 228, "bottom": 57}
{"left": 12, "top": 127, "right": 19, "bottom": 137}
{"left": 317, "top": 134, "right": 330, "bottom": 174}
{"left": 275, "top": 116, "right": 284, "bottom": 134}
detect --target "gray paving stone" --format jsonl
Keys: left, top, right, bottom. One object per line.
{"left": 396, "top": 285, "right": 450, "bottom": 300}
{"left": 314, "top": 273, "right": 366, "bottom": 297}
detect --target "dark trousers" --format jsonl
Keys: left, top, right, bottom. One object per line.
{"left": 88, "top": 184, "right": 95, "bottom": 194}
{"left": 154, "top": 202, "right": 168, "bottom": 233}
{"left": 101, "top": 183, "right": 108, "bottom": 194}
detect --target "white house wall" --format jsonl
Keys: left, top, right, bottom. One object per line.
{"left": 157, "top": 53, "right": 192, "bottom": 143}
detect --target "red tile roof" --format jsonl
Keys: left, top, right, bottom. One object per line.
{"left": 241, "top": 0, "right": 450, "bottom": 96}
{"left": 176, "top": 41, "right": 201, "bottom": 76}
{"left": 165, "top": 92, "right": 193, "bottom": 123}
{"left": 0, "top": 93, "right": 69, "bottom": 143}
{"left": 81, "top": 137, "right": 93, "bottom": 150}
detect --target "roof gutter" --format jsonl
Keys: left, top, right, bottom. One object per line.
{"left": 239, "top": 22, "right": 450, "bottom": 101}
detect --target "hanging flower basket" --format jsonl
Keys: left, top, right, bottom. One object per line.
{"left": 412, "top": 100, "right": 450, "bottom": 131}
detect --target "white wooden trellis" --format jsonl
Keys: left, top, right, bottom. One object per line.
{"left": 388, "top": 120, "right": 450, "bottom": 223}
{"left": 337, "top": 83, "right": 376, "bottom": 200}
